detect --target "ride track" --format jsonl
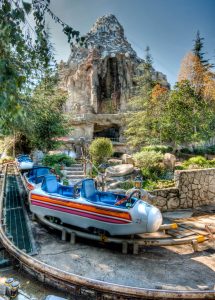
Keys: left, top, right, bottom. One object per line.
{"left": 0, "top": 163, "right": 215, "bottom": 299}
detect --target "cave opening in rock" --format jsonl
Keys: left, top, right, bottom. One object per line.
{"left": 97, "top": 57, "right": 121, "bottom": 114}
{"left": 93, "top": 124, "right": 120, "bottom": 142}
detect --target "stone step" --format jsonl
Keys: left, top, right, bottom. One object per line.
{"left": 65, "top": 171, "right": 84, "bottom": 175}
{"left": 67, "top": 174, "right": 86, "bottom": 179}
{"left": 64, "top": 165, "right": 83, "bottom": 170}
{"left": 65, "top": 167, "right": 84, "bottom": 171}
{"left": 70, "top": 164, "right": 83, "bottom": 167}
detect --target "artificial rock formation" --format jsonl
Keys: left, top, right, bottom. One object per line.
{"left": 59, "top": 14, "right": 169, "bottom": 144}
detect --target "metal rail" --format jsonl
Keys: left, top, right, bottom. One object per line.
{"left": 0, "top": 164, "right": 215, "bottom": 299}
{"left": 36, "top": 215, "right": 207, "bottom": 254}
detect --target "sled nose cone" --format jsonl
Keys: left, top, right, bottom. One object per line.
{"left": 147, "top": 207, "right": 163, "bottom": 233}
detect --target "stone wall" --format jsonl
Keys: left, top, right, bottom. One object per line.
{"left": 151, "top": 168, "right": 215, "bottom": 211}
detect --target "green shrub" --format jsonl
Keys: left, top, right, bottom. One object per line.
{"left": 89, "top": 138, "right": 113, "bottom": 164}
{"left": 42, "top": 153, "right": 75, "bottom": 167}
{"left": 134, "top": 150, "right": 164, "bottom": 180}
{"left": 142, "top": 179, "right": 157, "bottom": 191}
{"left": 192, "top": 147, "right": 205, "bottom": 155}
{"left": 207, "top": 159, "right": 215, "bottom": 167}
{"left": 183, "top": 156, "right": 208, "bottom": 169}
{"left": 143, "top": 179, "right": 175, "bottom": 191}
{"left": 175, "top": 165, "right": 185, "bottom": 170}
{"left": 206, "top": 145, "right": 215, "bottom": 155}
{"left": 180, "top": 147, "right": 193, "bottom": 154}
{"left": 141, "top": 145, "right": 173, "bottom": 154}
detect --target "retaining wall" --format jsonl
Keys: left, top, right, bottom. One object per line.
{"left": 151, "top": 168, "right": 215, "bottom": 211}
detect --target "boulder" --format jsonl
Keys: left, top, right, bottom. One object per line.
{"left": 105, "top": 164, "right": 134, "bottom": 177}
{"left": 121, "top": 154, "right": 135, "bottom": 165}
{"left": 163, "top": 153, "right": 176, "bottom": 170}
{"left": 109, "top": 180, "right": 132, "bottom": 189}
{"left": 107, "top": 188, "right": 126, "bottom": 194}
{"left": 108, "top": 158, "right": 122, "bottom": 165}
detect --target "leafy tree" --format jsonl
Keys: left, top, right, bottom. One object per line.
{"left": 126, "top": 79, "right": 215, "bottom": 149}
{"left": 162, "top": 80, "right": 215, "bottom": 147}
{"left": 125, "top": 83, "right": 169, "bottom": 149}
{"left": 0, "top": 0, "right": 82, "bottom": 135}
{"left": 125, "top": 46, "right": 160, "bottom": 148}
{"left": 178, "top": 52, "right": 215, "bottom": 101}
{"left": 134, "top": 46, "right": 155, "bottom": 98}
{"left": 178, "top": 52, "right": 205, "bottom": 96}
{"left": 23, "top": 74, "right": 69, "bottom": 152}
{"left": 179, "top": 32, "right": 215, "bottom": 101}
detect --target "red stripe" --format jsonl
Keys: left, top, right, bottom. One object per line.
{"left": 32, "top": 200, "right": 129, "bottom": 224}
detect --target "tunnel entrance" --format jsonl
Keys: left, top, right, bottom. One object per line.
{"left": 97, "top": 57, "right": 121, "bottom": 114}
{"left": 93, "top": 124, "right": 120, "bottom": 142}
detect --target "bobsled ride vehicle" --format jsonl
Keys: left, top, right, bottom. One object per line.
{"left": 29, "top": 175, "right": 163, "bottom": 236}
{"left": 16, "top": 154, "right": 34, "bottom": 171}
{"left": 23, "top": 166, "right": 54, "bottom": 192}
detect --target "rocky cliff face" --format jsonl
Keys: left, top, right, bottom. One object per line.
{"left": 59, "top": 14, "right": 169, "bottom": 141}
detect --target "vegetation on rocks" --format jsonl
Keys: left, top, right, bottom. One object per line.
{"left": 141, "top": 145, "right": 173, "bottom": 154}
{"left": 133, "top": 150, "right": 166, "bottom": 180}
{"left": 142, "top": 179, "right": 175, "bottom": 191}
{"left": 182, "top": 156, "right": 215, "bottom": 169}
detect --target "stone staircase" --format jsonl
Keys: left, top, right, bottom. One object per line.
{"left": 63, "top": 163, "right": 86, "bottom": 183}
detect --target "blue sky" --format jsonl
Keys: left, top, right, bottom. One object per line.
{"left": 47, "top": 0, "right": 215, "bottom": 87}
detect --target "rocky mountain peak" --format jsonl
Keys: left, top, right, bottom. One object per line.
{"left": 84, "top": 14, "right": 137, "bottom": 58}
{"left": 89, "top": 14, "right": 124, "bottom": 36}
{"left": 67, "top": 14, "right": 138, "bottom": 65}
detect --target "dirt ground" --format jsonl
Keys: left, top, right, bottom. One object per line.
{"left": 30, "top": 209, "right": 215, "bottom": 292}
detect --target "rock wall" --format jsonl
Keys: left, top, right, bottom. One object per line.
{"left": 151, "top": 168, "right": 215, "bottom": 211}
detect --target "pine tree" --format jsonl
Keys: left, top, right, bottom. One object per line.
{"left": 145, "top": 46, "right": 153, "bottom": 69}
{"left": 192, "top": 30, "right": 210, "bottom": 68}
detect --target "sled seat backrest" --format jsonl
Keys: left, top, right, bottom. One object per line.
{"left": 41, "top": 175, "right": 58, "bottom": 193}
{"left": 81, "top": 179, "right": 97, "bottom": 200}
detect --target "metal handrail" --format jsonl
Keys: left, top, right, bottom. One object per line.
{"left": 80, "top": 147, "right": 106, "bottom": 191}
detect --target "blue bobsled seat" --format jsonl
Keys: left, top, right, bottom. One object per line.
{"left": 28, "top": 175, "right": 44, "bottom": 184}
{"left": 41, "top": 175, "right": 73, "bottom": 197}
{"left": 42, "top": 175, "right": 59, "bottom": 193}
{"left": 98, "top": 192, "right": 116, "bottom": 205}
{"left": 81, "top": 179, "right": 116, "bottom": 205}
{"left": 81, "top": 179, "right": 99, "bottom": 202}
{"left": 58, "top": 185, "right": 73, "bottom": 197}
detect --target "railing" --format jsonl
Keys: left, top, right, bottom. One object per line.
{"left": 80, "top": 148, "right": 106, "bottom": 191}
